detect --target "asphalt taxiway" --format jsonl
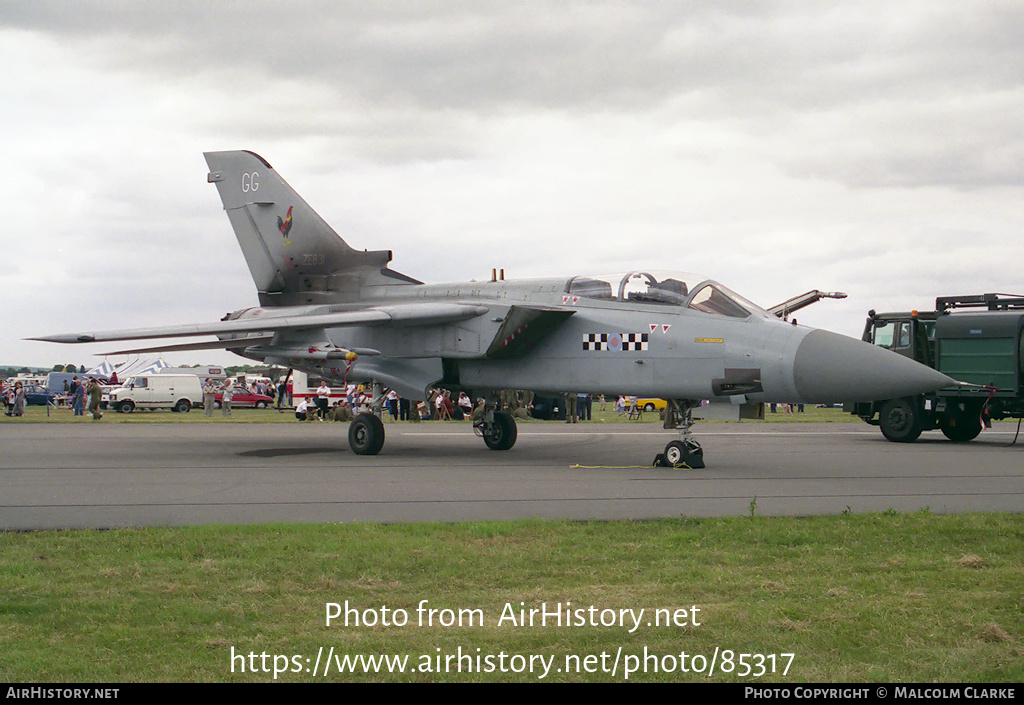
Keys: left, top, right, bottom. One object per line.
{"left": 1, "top": 421, "right": 1021, "bottom": 529}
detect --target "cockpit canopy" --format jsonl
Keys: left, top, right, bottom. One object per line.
{"left": 566, "top": 271, "right": 767, "bottom": 319}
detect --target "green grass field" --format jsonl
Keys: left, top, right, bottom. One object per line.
{"left": 2, "top": 514, "right": 1022, "bottom": 682}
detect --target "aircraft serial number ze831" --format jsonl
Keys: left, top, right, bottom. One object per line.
{"left": 34, "top": 151, "right": 953, "bottom": 466}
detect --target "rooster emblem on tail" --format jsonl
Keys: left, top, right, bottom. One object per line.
{"left": 277, "top": 206, "right": 294, "bottom": 245}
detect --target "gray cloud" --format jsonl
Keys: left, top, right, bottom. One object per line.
{"left": 9, "top": 2, "right": 1024, "bottom": 178}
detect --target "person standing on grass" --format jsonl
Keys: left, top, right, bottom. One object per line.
{"left": 11, "top": 382, "right": 26, "bottom": 417}
{"left": 221, "top": 378, "right": 234, "bottom": 417}
{"left": 315, "top": 381, "right": 331, "bottom": 420}
{"left": 72, "top": 379, "right": 86, "bottom": 416}
{"left": 203, "top": 378, "right": 218, "bottom": 417}
{"left": 87, "top": 378, "right": 103, "bottom": 420}
{"left": 386, "top": 388, "right": 399, "bottom": 420}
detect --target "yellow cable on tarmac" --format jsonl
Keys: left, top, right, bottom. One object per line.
{"left": 570, "top": 464, "right": 694, "bottom": 470}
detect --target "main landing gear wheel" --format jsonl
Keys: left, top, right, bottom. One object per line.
{"left": 348, "top": 413, "right": 385, "bottom": 455}
{"left": 480, "top": 410, "right": 517, "bottom": 451}
{"left": 656, "top": 440, "right": 705, "bottom": 469}
{"left": 879, "top": 398, "right": 922, "bottom": 443}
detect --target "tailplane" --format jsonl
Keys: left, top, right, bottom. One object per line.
{"left": 204, "top": 150, "right": 419, "bottom": 306}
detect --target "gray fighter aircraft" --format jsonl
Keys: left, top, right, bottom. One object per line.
{"left": 34, "top": 150, "right": 954, "bottom": 466}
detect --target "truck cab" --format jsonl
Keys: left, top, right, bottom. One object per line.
{"left": 863, "top": 311, "right": 937, "bottom": 366}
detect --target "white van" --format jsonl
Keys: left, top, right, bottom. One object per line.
{"left": 108, "top": 374, "right": 203, "bottom": 413}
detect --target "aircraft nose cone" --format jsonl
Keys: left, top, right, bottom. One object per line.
{"left": 793, "top": 329, "right": 954, "bottom": 403}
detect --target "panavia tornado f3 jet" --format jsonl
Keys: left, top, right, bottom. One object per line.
{"left": 34, "top": 150, "right": 954, "bottom": 466}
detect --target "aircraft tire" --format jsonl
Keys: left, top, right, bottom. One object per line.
{"left": 349, "top": 413, "right": 385, "bottom": 455}
{"left": 664, "top": 440, "right": 704, "bottom": 469}
{"left": 879, "top": 398, "right": 922, "bottom": 443}
{"left": 482, "top": 411, "right": 517, "bottom": 451}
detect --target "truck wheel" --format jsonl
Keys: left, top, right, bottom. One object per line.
{"left": 879, "top": 398, "right": 922, "bottom": 443}
{"left": 118, "top": 400, "right": 135, "bottom": 414}
{"left": 174, "top": 399, "right": 192, "bottom": 413}
{"left": 349, "top": 413, "right": 385, "bottom": 455}
{"left": 940, "top": 411, "right": 982, "bottom": 442}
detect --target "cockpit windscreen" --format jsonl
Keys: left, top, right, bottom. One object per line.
{"left": 566, "top": 271, "right": 766, "bottom": 318}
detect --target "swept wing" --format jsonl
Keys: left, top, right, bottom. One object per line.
{"left": 32, "top": 302, "right": 489, "bottom": 345}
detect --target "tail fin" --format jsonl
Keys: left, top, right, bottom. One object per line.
{"left": 204, "top": 150, "right": 420, "bottom": 307}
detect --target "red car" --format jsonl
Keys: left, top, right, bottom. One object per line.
{"left": 214, "top": 386, "right": 274, "bottom": 409}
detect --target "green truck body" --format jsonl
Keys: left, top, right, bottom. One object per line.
{"left": 845, "top": 294, "right": 1024, "bottom": 442}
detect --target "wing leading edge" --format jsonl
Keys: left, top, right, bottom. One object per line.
{"left": 31, "top": 303, "right": 490, "bottom": 346}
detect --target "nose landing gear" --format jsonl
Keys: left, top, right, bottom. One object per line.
{"left": 653, "top": 399, "right": 705, "bottom": 468}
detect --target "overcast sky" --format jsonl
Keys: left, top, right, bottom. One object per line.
{"left": 3, "top": 0, "right": 1022, "bottom": 369}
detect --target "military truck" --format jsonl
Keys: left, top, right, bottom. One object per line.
{"left": 846, "top": 293, "right": 1024, "bottom": 442}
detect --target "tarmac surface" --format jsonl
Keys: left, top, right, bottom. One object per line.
{"left": 2, "top": 420, "right": 1022, "bottom": 529}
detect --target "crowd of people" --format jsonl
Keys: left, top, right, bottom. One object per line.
{"left": 2, "top": 380, "right": 25, "bottom": 417}
{"left": 285, "top": 385, "right": 657, "bottom": 425}
{"left": 291, "top": 384, "right": 477, "bottom": 422}
{"left": 2, "top": 376, "right": 105, "bottom": 419}
{"left": 289, "top": 384, "right": 557, "bottom": 423}
{"left": 5, "top": 372, "right": 693, "bottom": 425}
